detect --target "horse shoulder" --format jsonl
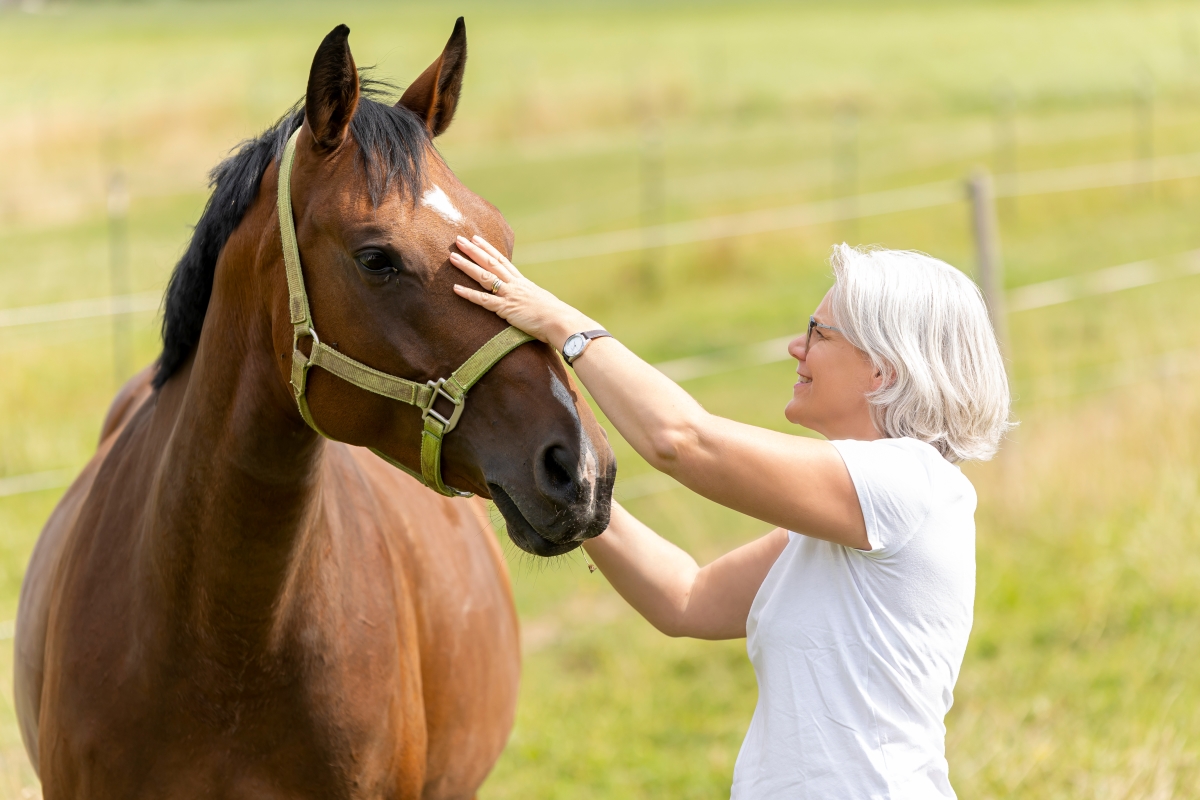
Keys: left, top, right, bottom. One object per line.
{"left": 15, "top": 365, "right": 159, "bottom": 776}
{"left": 337, "top": 446, "right": 521, "bottom": 798}
{"left": 14, "top": 437, "right": 126, "bottom": 775}
{"left": 99, "top": 364, "right": 156, "bottom": 445}
{"left": 339, "top": 445, "right": 514, "bottom": 609}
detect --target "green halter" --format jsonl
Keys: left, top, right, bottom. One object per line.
{"left": 277, "top": 128, "right": 534, "bottom": 497}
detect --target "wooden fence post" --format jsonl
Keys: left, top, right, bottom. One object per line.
{"left": 967, "top": 168, "right": 1009, "bottom": 354}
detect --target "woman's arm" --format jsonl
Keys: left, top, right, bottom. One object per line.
{"left": 571, "top": 336, "right": 867, "bottom": 548}
{"left": 449, "top": 235, "right": 868, "bottom": 550}
{"left": 586, "top": 502, "right": 790, "bottom": 640}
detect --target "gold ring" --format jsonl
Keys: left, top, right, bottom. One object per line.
{"left": 491, "top": 278, "right": 504, "bottom": 294}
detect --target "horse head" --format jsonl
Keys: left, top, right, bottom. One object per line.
{"left": 272, "top": 21, "right": 615, "bottom": 555}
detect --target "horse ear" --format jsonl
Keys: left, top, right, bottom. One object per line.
{"left": 397, "top": 17, "right": 467, "bottom": 137}
{"left": 305, "top": 24, "right": 360, "bottom": 152}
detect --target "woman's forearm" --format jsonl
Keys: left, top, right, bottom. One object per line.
{"left": 563, "top": 334, "right": 710, "bottom": 475}
{"left": 584, "top": 503, "right": 791, "bottom": 640}
{"left": 582, "top": 502, "right": 701, "bottom": 638}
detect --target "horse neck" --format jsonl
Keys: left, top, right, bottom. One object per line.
{"left": 148, "top": 195, "right": 325, "bottom": 650}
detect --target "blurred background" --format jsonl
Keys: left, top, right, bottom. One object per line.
{"left": 2, "top": 0, "right": 1199, "bottom": 797}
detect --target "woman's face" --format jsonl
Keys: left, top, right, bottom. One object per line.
{"left": 784, "top": 290, "right": 882, "bottom": 441}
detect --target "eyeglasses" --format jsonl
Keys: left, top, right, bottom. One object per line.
{"left": 806, "top": 315, "right": 842, "bottom": 350}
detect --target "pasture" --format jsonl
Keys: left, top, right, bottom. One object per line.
{"left": 2, "top": 0, "right": 1199, "bottom": 796}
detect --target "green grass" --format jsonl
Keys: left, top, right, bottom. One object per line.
{"left": 3, "top": 0, "right": 1200, "bottom": 797}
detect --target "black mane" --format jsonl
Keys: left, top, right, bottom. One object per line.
{"left": 153, "top": 82, "right": 431, "bottom": 389}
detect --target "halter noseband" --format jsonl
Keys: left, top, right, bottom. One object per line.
{"left": 276, "top": 128, "right": 534, "bottom": 497}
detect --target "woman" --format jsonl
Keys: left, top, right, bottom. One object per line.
{"left": 450, "top": 238, "right": 1010, "bottom": 799}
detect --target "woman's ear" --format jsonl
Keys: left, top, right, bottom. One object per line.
{"left": 871, "top": 366, "right": 895, "bottom": 393}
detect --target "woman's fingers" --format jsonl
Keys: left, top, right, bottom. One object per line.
{"left": 455, "top": 236, "right": 516, "bottom": 282}
{"left": 453, "top": 283, "right": 505, "bottom": 312}
{"left": 451, "top": 235, "right": 528, "bottom": 290}
{"left": 471, "top": 235, "right": 525, "bottom": 279}
{"left": 464, "top": 234, "right": 502, "bottom": 263}
{"left": 448, "top": 252, "right": 500, "bottom": 289}
{"left": 451, "top": 237, "right": 497, "bottom": 275}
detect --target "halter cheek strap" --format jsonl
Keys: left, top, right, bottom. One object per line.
{"left": 277, "top": 127, "right": 534, "bottom": 497}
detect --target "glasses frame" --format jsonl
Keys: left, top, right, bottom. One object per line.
{"left": 806, "top": 315, "right": 843, "bottom": 350}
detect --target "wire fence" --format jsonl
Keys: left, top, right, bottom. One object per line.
{"left": 4, "top": 151, "right": 1200, "bottom": 331}
{"left": 517, "top": 151, "right": 1200, "bottom": 266}
{"left": 3, "top": 245, "right": 1199, "bottom": 502}
{"left": 1007, "top": 248, "right": 1200, "bottom": 312}
{"left": 0, "top": 291, "right": 160, "bottom": 330}
{"left": 2, "top": 152, "right": 1200, "bottom": 502}
{"left": 0, "top": 470, "right": 74, "bottom": 498}
{"left": 653, "top": 247, "right": 1200, "bottom": 381}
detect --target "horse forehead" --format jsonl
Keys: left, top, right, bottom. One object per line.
{"left": 421, "top": 185, "right": 465, "bottom": 224}
{"left": 434, "top": 183, "right": 499, "bottom": 225}
{"left": 421, "top": 164, "right": 510, "bottom": 239}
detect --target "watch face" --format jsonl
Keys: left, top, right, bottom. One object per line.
{"left": 563, "top": 335, "right": 585, "bottom": 358}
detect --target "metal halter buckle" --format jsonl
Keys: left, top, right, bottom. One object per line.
{"left": 421, "top": 378, "right": 466, "bottom": 434}
{"left": 293, "top": 324, "right": 320, "bottom": 353}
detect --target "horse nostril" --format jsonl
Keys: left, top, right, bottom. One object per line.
{"left": 537, "top": 444, "right": 579, "bottom": 501}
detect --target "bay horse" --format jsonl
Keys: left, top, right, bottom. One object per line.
{"left": 14, "top": 20, "right": 615, "bottom": 799}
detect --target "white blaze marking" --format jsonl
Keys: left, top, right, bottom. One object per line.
{"left": 581, "top": 448, "right": 598, "bottom": 487}
{"left": 421, "top": 185, "right": 464, "bottom": 224}
{"left": 549, "top": 368, "right": 598, "bottom": 507}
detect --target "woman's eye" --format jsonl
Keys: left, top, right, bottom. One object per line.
{"left": 357, "top": 250, "right": 393, "bottom": 274}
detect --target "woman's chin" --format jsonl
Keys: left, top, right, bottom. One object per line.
{"left": 785, "top": 393, "right": 826, "bottom": 433}
{"left": 784, "top": 398, "right": 807, "bottom": 426}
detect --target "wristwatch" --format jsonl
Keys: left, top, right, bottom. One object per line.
{"left": 562, "top": 329, "right": 612, "bottom": 366}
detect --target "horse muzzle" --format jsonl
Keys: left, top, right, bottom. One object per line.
{"left": 487, "top": 440, "right": 615, "bottom": 557}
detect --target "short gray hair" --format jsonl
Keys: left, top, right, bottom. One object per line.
{"left": 827, "top": 244, "right": 1013, "bottom": 462}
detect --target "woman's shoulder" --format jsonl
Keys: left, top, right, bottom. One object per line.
{"left": 830, "top": 436, "right": 960, "bottom": 506}
{"left": 830, "top": 436, "right": 975, "bottom": 557}
{"left": 833, "top": 436, "right": 970, "bottom": 483}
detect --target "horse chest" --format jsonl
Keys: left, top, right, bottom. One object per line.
{"left": 36, "top": 493, "right": 517, "bottom": 800}
{"left": 42, "top": 619, "right": 431, "bottom": 799}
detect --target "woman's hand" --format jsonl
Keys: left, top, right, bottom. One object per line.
{"left": 450, "top": 235, "right": 597, "bottom": 350}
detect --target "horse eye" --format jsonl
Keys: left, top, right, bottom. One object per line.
{"left": 356, "top": 250, "right": 393, "bottom": 274}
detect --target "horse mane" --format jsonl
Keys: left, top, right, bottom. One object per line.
{"left": 153, "top": 79, "right": 431, "bottom": 389}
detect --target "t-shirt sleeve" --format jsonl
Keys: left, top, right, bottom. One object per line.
{"left": 830, "top": 438, "right": 938, "bottom": 558}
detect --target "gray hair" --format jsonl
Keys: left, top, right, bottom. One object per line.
{"left": 827, "top": 244, "right": 1013, "bottom": 462}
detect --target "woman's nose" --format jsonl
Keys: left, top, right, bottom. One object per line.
{"left": 789, "top": 335, "right": 807, "bottom": 362}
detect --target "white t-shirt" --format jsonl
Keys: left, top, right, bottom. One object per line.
{"left": 730, "top": 437, "right": 977, "bottom": 800}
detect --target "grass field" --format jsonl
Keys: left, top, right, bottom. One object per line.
{"left": 3, "top": 1, "right": 1200, "bottom": 797}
